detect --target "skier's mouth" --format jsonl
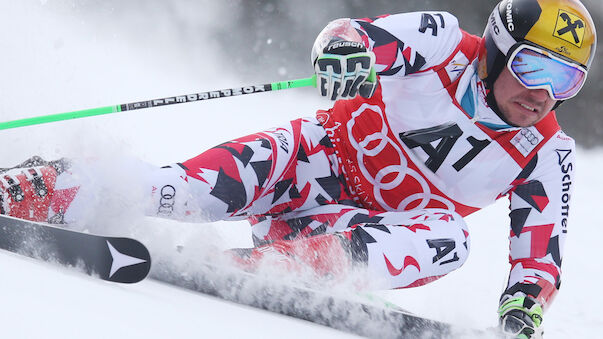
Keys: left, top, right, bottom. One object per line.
{"left": 515, "top": 101, "right": 540, "bottom": 115}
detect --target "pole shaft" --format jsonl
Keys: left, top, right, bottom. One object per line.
{"left": 0, "top": 75, "right": 316, "bottom": 131}
{"left": 0, "top": 106, "right": 120, "bottom": 130}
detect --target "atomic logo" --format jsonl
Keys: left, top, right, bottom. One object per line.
{"left": 107, "top": 241, "right": 147, "bottom": 278}
{"left": 553, "top": 10, "right": 585, "bottom": 47}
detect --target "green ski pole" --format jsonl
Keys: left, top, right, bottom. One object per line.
{"left": 0, "top": 75, "right": 317, "bottom": 131}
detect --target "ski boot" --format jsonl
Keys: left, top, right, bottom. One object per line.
{"left": 0, "top": 156, "right": 70, "bottom": 222}
{"left": 226, "top": 234, "right": 352, "bottom": 279}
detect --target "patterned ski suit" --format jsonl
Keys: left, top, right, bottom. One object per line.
{"left": 0, "top": 11, "right": 573, "bottom": 309}
{"left": 149, "top": 11, "right": 572, "bottom": 307}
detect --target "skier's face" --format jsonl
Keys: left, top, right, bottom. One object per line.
{"left": 493, "top": 68, "right": 557, "bottom": 127}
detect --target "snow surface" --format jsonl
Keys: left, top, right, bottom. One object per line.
{"left": 1, "top": 2, "right": 602, "bottom": 338}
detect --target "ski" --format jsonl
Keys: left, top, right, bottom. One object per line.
{"left": 0, "top": 214, "right": 151, "bottom": 283}
{"left": 151, "top": 259, "right": 502, "bottom": 338}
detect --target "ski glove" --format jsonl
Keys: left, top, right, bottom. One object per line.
{"left": 313, "top": 39, "right": 377, "bottom": 101}
{"left": 498, "top": 296, "right": 544, "bottom": 339}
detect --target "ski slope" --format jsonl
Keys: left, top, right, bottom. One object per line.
{"left": 1, "top": 2, "right": 602, "bottom": 338}
{"left": 0, "top": 247, "right": 357, "bottom": 339}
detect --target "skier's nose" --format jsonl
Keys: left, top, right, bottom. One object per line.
{"left": 527, "top": 88, "right": 550, "bottom": 102}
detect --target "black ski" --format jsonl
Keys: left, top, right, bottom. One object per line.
{"left": 151, "top": 260, "right": 502, "bottom": 338}
{"left": 0, "top": 214, "right": 151, "bottom": 283}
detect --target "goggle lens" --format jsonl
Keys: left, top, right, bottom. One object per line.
{"left": 508, "top": 46, "right": 587, "bottom": 100}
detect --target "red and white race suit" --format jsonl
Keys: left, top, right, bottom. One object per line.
{"left": 0, "top": 11, "right": 572, "bottom": 309}
{"left": 309, "top": 12, "right": 573, "bottom": 307}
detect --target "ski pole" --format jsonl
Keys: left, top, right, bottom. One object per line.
{"left": 0, "top": 75, "right": 317, "bottom": 131}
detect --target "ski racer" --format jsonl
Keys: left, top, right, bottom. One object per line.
{"left": 0, "top": 0, "right": 596, "bottom": 337}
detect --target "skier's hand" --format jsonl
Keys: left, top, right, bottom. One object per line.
{"left": 313, "top": 39, "right": 377, "bottom": 101}
{"left": 498, "top": 296, "right": 544, "bottom": 339}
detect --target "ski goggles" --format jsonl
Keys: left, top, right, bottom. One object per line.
{"left": 507, "top": 44, "right": 587, "bottom": 100}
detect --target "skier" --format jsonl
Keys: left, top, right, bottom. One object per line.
{"left": 0, "top": 0, "right": 596, "bottom": 337}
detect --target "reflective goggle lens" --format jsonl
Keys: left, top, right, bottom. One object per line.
{"left": 508, "top": 45, "right": 587, "bottom": 100}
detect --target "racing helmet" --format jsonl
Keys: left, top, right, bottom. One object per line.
{"left": 478, "top": 0, "right": 597, "bottom": 102}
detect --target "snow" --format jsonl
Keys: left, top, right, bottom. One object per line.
{"left": 0, "top": 248, "right": 356, "bottom": 339}
{"left": 1, "top": 2, "right": 602, "bottom": 338}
